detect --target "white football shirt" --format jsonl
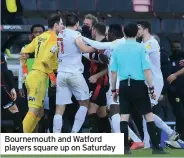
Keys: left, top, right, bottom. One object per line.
{"left": 58, "top": 29, "right": 84, "bottom": 73}
{"left": 142, "top": 36, "right": 163, "bottom": 81}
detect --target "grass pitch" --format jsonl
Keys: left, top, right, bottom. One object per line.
{"left": 1, "top": 148, "right": 184, "bottom": 158}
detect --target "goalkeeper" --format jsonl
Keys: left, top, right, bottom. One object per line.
{"left": 20, "top": 14, "right": 64, "bottom": 133}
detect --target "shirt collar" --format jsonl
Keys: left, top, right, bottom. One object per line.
{"left": 125, "top": 39, "right": 136, "bottom": 43}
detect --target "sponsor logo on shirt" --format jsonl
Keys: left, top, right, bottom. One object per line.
{"left": 146, "top": 44, "right": 151, "bottom": 50}
{"left": 51, "top": 45, "right": 57, "bottom": 54}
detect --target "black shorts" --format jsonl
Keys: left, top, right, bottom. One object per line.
{"left": 1, "top": 85, "right": 14, "bottom": 109}
{"left": 119, "top": 79, "right": 152, "bottom": 115}
{"left": 90, "top": 84, "right": 109, "bottom": 107}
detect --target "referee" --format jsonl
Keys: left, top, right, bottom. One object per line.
{"left": 110, "top": 23, "right": 167, "bottom": 154}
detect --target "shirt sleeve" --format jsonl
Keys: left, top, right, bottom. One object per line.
{"left": 140, "top": 47, "right": 151, "bottom": 70}
{"left": 82, "top": 37, "right": 113, "bottom": 50}
{"left": 110, "top": 49, "right": 118, "bottom": 72}
{"left": 145, "top": 40, "right": 160, "bottom": 55}
{"left": 21, "top": 38, "right": 36, "bottom": 54}
{"left": 74, "top": 31, "right": 82, "bottom": 39}
{"left": 41, "top": 39, "right": 58, "bottom": 74}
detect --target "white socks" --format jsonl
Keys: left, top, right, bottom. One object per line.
{"left": 72, "top": 106, "right": 88, "bottom": 133}
{"left": 111, "top": 114, "right": 121, "bottom": 133}
{"left": 153, "top": 114, "right": 173, "bottom": 136}
{"left": 111, "top": 113, "right": 142, "bottom": 143}
{"left": 53, "top": 114, "right": 63, "bottom": 133}
{"left": 128, "top": 126, "right": 142, "bottom": 142}
{"left": 143, "top": 118, "right": 150, "bottom": 147}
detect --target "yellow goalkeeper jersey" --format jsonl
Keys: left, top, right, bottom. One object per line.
{"left": 21, "top": 30, "right": 58, "bottom": 74}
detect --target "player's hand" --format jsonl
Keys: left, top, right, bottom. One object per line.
{"left": 20, "top": 53, "right": 29, "bottom": 60}
{"left": 89, "top": 75, "right": 98, "bottom": 83}
{"left": 19, "top": 88, "right": 25, "bottom": 98}
{"left": 167, "top": 73, "right": 177, "bottom": 84}
{"left": 11, "top": 88, "right": 17, "bottom": 101}
{"left": 148, "top": 87, "right": 156, "bottom": 100}
{"left": 112, "top": 92, "right": 118, "bottom": 103}
{"left": 51, "top": 81, "right": 56, "bottom": 87}
{"left": 179, "top": 59, "right": 184, "bottom": 67}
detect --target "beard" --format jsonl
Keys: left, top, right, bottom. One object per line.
{"left": 81, "top": 25, "right": 92, "bottom": 39}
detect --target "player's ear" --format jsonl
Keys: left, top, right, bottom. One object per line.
{"left": 54, "top": 23, "right": 59, "bottom": 29}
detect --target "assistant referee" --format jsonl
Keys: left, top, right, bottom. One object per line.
{"left": 110, "top": 23, "right": 167, "bottom": 155}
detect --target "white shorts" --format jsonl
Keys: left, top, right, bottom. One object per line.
{"left": 106, "top": 89, "right": 119, "bottom": 109}
{"left": 56, "top": 72, "right": 90, "bottom": 105}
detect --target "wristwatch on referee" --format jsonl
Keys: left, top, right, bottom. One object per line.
{"left": 148, "top": 86, "right": 154, "bottom": 94}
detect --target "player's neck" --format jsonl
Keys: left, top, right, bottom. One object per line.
{"left": 67, "top": 26, "right": 76, "bottom": 30}
{"left": 126, "top": 37, "right": 136, "bottom": 40}
{"left": 48, "top": 28, "right": 57, "bottom": 34}
{"left": 95, "top": 35, "right": 105, "bottom": 41}
{"left": 143, "top": 34, "right": 151, "bottom": 43}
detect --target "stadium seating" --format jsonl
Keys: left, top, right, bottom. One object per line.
{"left": 96, "top": 0, "right": 116, "bottom": 12}
{"left": 37, "top": 0, "right": 57, "bottom": 11}
{"left": 116, "top": 0, "right": 133, "bottom": 12}
{"left": 123, "top": 18, "right": 161, "bottom": 33}
{"left": 159, "top": 34, "right": 172, "bottom": 53}
{"left": 181, "top": 20, "right": 184, "bottom": 33}
{"left": 20, "top": 0, "right": 37, "bottom": 11}
{"left": 153, "top": 0, "right": 170, "bottom": 12}
{"left": 58, "top": 0, "right": 77, "bottom": 12}
{"left": 105, "top": 18, "right": 124, "bottom": 25}
{"left": 96, "top": 0, "right": 133, "bottom": 13}
{"left": 77, "top": 0, "right": 96, "bottom": 12}
{"left": 169, "top": 0, "right": 184, "bottom": 12}
{"left": 162, "top": 19, "right": 182, "bottom": 33}
{"left": 151, "top": 19, "right": 161, "bottom": 33}
{"left": 22, "top": 18, "right": 47, "bottom": 25}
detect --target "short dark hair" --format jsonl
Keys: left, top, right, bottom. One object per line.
{"left": 48, "top": 13, "right": 61, "bottom": 28}
{"left": 124, "top": 23, "right": 138, "bottom": 38}
{"left": 93, "top": 22, "right": 106, "bottom": 36}
{"left": 137, "top": 20, "right": 151, "bottom": 33}
{"left": 172, "top": 41, "right": 181, "bottom": 45}
{"left": 30, "top": 24, "right": 45, "bottom": 33}
{"left": 109, "top": 24, "right": 123, "bottom": 38}
{"left": 65, "top": 13, "right": 79, "bottom": 27}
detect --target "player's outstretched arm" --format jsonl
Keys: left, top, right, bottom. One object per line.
{"left": 167, "top": 68, "right": 184, "bottom": 84}
{"left": 82, "top": 37, "right": 112, "bottom": 50}
{"left": 75, "top": 37, "right": 95, "bottom": 53}
{"left": 175, "top": 68, "right": 184, "bottom": 76}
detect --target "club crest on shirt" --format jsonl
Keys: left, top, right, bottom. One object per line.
{"left": 50, "top": 45, "right": 57, "bottom": 54}
{"left": 146, "top": 44, "right": 151, "bottom": 50}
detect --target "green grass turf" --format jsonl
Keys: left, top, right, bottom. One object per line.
{"left": 1, "top": 149, "right": 184, "bottom": 158}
